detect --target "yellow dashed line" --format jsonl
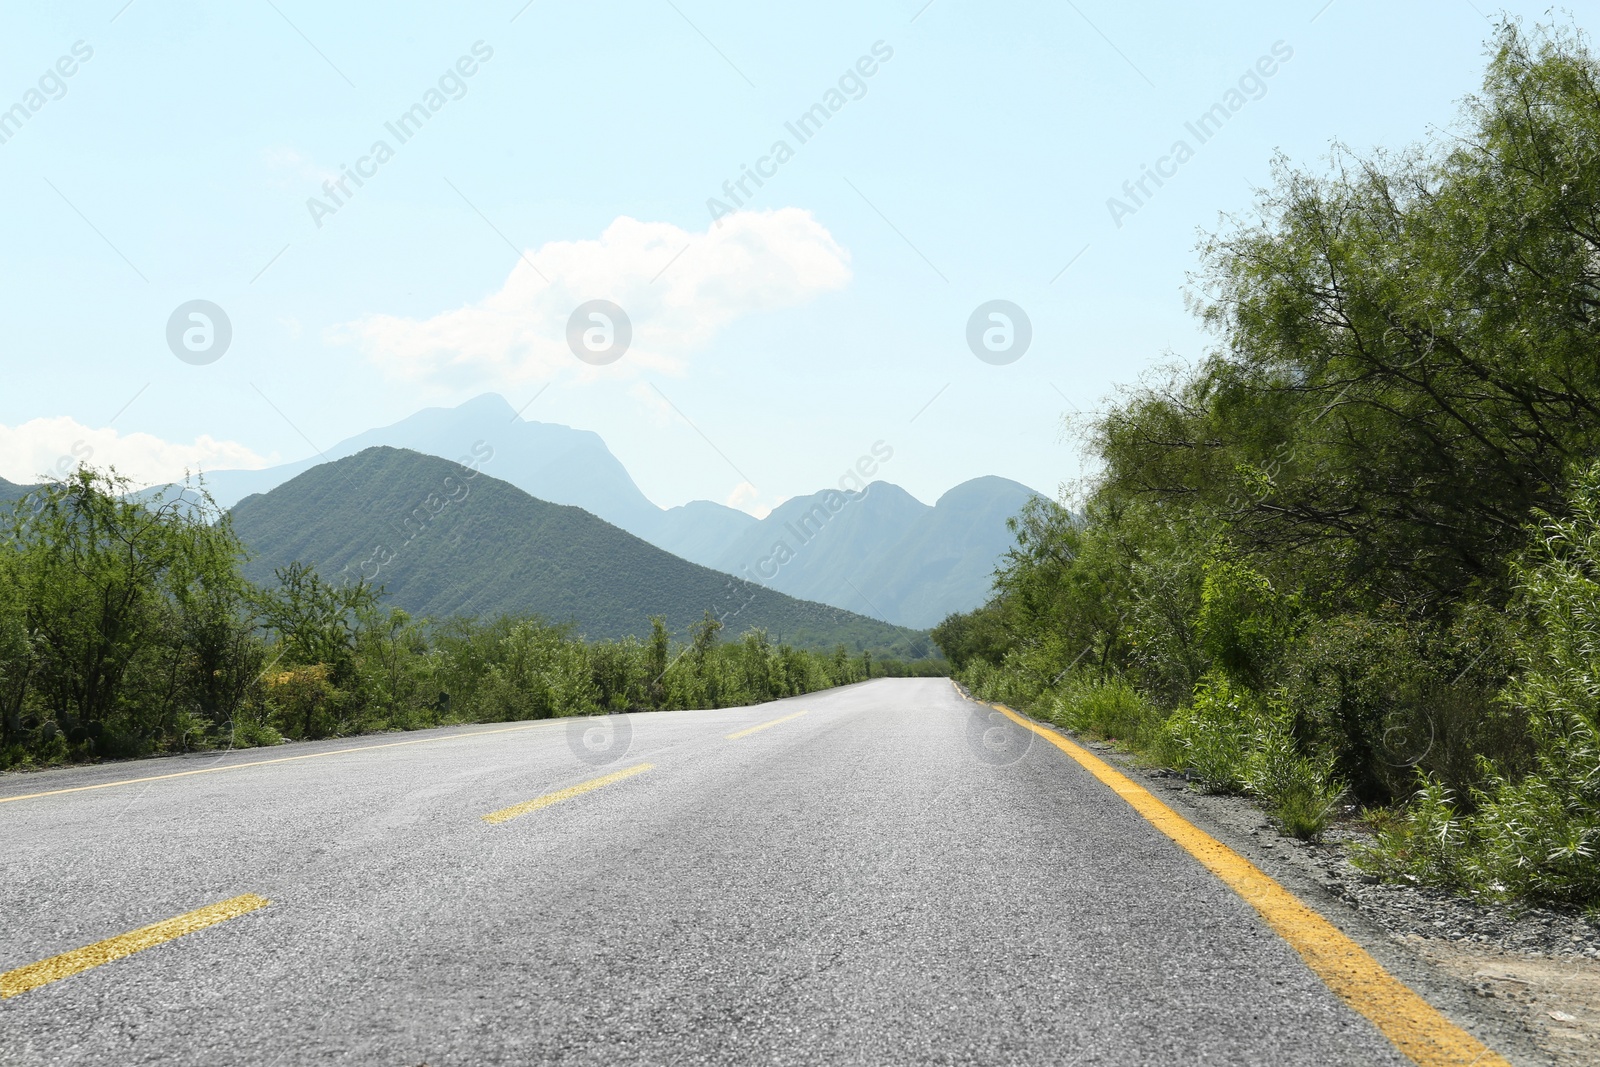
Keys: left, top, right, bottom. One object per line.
{"left": 986, "top": 700, "right": 1510, "bottom": 1067}
{"left": 482, "top": 763, "right": 654, "bottom": 825}
{"left": 725, "top": 710, "right": 808, "bottom": 740}
{"left": 0, "top": 894, "right": 271, "bottom": 999}
{"left": 0, "top": 721, "right": 563, "bottom": 806}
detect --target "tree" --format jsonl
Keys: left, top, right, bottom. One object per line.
{"left": 646, "top": 615, "right": 670, "bottom": 707}
{"left": 0, "top": 547, "right": 33, "bottom": 752}
{"left": 254, "top": 561, "right": 378, "bottom": 684}
{"left": 1098, "top": 20, "right": 1600, "bottom": 612}
{"left": 0, "top": 469, "right": 258, "bottom": 757}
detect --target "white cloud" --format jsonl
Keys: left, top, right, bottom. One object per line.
{"left": 334, "top": 208, "right": 851, "bottom": 388}
{"left": 0, "top": 418, "right": 274, "bottom": 488}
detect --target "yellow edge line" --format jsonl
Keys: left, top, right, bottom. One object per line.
{"left": 984, "top": 700, "right": 1510, "bottom": 1067}
{"left": 0, "top": 893, "right": 271, "bottom": 999}
{"left": 0, "top": 721, "right": 563, "bottom": 806}
{"left": 725, "top": 710, "right": 808, "bottom": 740}
{"left": 482, "top": 763, "right": 654, "bottom": 825}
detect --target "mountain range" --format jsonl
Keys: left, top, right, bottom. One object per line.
{"left": 230, "top": 447, "right": 925, "bottom": 655}
{"left": 0, "top": 477, "right": 32, "bottom": 506}
{"left": 185, "top": 394, "right": 1041, "bottom": 628}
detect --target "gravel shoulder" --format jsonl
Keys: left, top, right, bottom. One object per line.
{"left": 1058, "top": 727, "right": 1599, "bottom": 1067}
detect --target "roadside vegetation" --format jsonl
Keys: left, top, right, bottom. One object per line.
{"left": 0, "top": 467, "right": 940, "bottom": 773}
{"left": 938, "top": 20, "right": 1600, "bottom": 908}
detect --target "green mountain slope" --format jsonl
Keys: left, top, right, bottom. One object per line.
{"left": 229, "top": 447, "right": 927, "bottom": 654}
{"left": 167, "top": 395, "right": 1039, "bottom": 626}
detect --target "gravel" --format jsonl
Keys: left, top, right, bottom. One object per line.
{"left": 1118, "top": 760, "right": 1600, "bottom": 960}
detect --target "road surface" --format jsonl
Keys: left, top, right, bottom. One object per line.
{"left": 1, "top": 678, "right": 1417, "bottom": 1065}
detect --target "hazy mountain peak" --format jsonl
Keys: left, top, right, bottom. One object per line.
{"left": 148, "top": 396, "right": 1044, "bottom": 629}
{"left": 457, "top": 393, "right": 521, "bottom": 421}
{"left": 935, "top": 475, "right": 1049, "bottom": 509}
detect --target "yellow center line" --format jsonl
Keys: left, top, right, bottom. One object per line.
{"left": 0, "top": 721, "right": 563, "bottom": 806}
{"left": 482, "top": 763, "right": 654, "bottom": 825}
{"left": 985, "top": 698, "right": 1510, "bottom": 1067}
{"left": 725, "top": 709, "right": 808, "bottom": 740}
{"left": 0, "top": 893, "right": 271, "bottom": 999}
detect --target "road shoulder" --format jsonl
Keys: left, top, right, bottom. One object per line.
{"left": 1128, "top": 760, "right": 1599, "bottom": 1067}
{"left": 962, "top": 685, "right": 1571, "bottom": 1067}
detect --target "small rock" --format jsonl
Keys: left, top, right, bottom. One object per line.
{"left": 1549, "top": 1010, "right": 1578, "bottom": 1023}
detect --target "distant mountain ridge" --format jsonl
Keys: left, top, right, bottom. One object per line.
{"left": 229, "top": 447, "right": 925, "bottom": 655}
{"left": 690, "top": 476, "right": 1039, "bottom": 628}
{"left": 0, "top": 477, "right": 35, "bottom": 506}
{"left": 182, "top": 393, "right": 667, "bottom": 535}
{"left": 168, "top": 394, "right": 1045, "bottom": 627}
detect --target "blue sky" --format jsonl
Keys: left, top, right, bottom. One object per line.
{"left": 0, "top": 0, "right": 1583, "bottom": 514}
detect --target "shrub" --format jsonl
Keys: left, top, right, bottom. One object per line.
{"left": 1165, "top": 672, "right": 1267, "bottom": 793}
{"left": 264, "top": 664, "right": 342, "bottom": 739}
{"left": 962, "top": 655, "right": 1046, "bottom": 710}
{"left": 1464, "top": 469, "right": 1600, "bottom": 905}
{"left": 229, "top": 717, "right": 284, "bottom": 749}
{"left": 587, "top": 638, "right": 647, "bottom": 711}
{"left": 930, "top": 604, "right": 1010, "bottom": 671}
{"left": 1282, "top": 614, "right": 1437, "bottom": 804}
{"left": 546, "top": 641, "right": 600, "bottom": 718}
{"left": 1358, "top": 464, "right": 1600, "bottom": 905}
{"left": 1197, "top": 557, "right": 1298, "bottom": 690}
{"left": 1045, "top": 672, "right": 1168, "bottom": 754}
{"left": 1166, "top": 671, "right": 1344, "bottom": 835}
{"left": 1244, "top": 719, "right": 1343, "bottom": 840}
{"left": 1353, "top": 777, "right": 1473, "bottom": 889}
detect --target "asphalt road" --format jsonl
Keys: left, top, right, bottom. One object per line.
{"left": 0, "top": 678, "right": 1414, "bottom": 1066}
